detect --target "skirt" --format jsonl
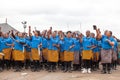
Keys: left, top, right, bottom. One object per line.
{"left": 112, "top": 51, "right": 117, "bottom": 61}
{"left": 73, "top": 51, "right": 80, "bottom": 64}
{"left": 47, "top": 50, "right": 59, "bottom": 62}
{"left": 101, "top": 49, "right": 112, "bottom": 63}
{"left": 42, "top": 48, "right": 48, "bottom": 60}
{"left": 60, "top": 52, "right": 64, "bottom": 61}
{"left": 13, "top": 50, "right": 25, "bottom": 61}
{"left": 93, "top": 52, "right": 99, "bottom": 62}
{"left": 0, "top": 53, "right": 4, "bottom": 59}
{"left": 31, "top": 49, "right": 40, "bottom": 60}
{"left": 24, "top": 50, "right": 31, "bottom": 60}
{"left": 2, "top": 48, "right": 12, "bottom": 60}
{"left": 63, "top": 51, "right": 74, "bottom": 62}
{"left": 82, "top": 50, "right": 93, "bottom": 60}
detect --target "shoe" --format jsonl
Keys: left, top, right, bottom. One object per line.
{"left": 0, "top": 68, "right": 3, "bottom": 72}
{"left": 108, "top": 70, "right": 112, "bottom": 74}
{"left": 63, "top": 66, "right": 68, "bottom": 73}
{"left": 87, "top": 68, "right": 91, "bottom": 74}
{"left": 63, "top": 69, "right": 67, "bottom": 73}
{"left": 48, "top": 66, "right": 52, "bottom": 72}
{"left": 68, "top": 67, "right": 72, "bottom": 73}
{"left": 52, "top": 68, "right": 56, "bottom": 72}
{"left": 101, "top": 70, "right": 106, "bottom": 74}
{"left": 114, "top": 68, "right": 117, "bottom": 70}
{"left": 68, "top": 69, "right": 72, "bottom": 73}
{"left": 48, "top": 69, "right": 52, "bottom": 72}
{"left": 14, "top": 69, "right": 20, "bottom": 72}
{"left": 82, "top": 68, "right": 87, "bottom": 74}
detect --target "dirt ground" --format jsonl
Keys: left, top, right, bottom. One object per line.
{"left": 0, "top": 66, "right": 120, "bottom": 80}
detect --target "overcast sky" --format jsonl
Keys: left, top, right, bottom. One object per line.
{"left": 0, "top": 0, "right": 120, "bottom": 37}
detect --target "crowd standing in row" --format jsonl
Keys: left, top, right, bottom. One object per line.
{"left": 0, "top": 26, "right": 120, "bottom": 74}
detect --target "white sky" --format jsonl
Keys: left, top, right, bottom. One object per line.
{"left": 0, "top": 0, "right": 120, "bottom": 38}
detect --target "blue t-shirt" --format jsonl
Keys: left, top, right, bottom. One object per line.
{"left": 113, "top": 38, "right": 118, "bottom": 51}
{"left": 2, "top": 37, "right": 13, "bottom": 49}
{"left": 101, "top": 35, "right": 114, "bottom": 50}
{"left": 56, "top": 35, "right": 60, "bottom": 40}
{"left": 31, "top": 36, "right": 42, "bottom": 49}
{"left": 82, "top": 36, "right": 94, "bottom": 50}
{"left": 0, "top": 37, "right": 3, "bottom": 52}
{"left": 92, "top": 38, "right": 100, "bottom": 53}
{"left": 58, "top": 40, "right": 64, "bottom": 52}
{"left": 73, "top": 38, "right": 81, "bottom": 51}
{"left": 42, "top": 37, "right": 48, "bottom": 49}
{"left": 25, "top": 40, "right": 31, "bottom": 52}
{"left": 14, "top": 37, "right": 26, "bottom": 51}
{"left": 47, "top": 37, "right": 59, "bottom": 50}
{"left": 64, "top": 37, "right": 75, "bottom": 52}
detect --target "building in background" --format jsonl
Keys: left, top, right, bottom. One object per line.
{"left": 0, "top": 23, "right": 18, "bottom": 33}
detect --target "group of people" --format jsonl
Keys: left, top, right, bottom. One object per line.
{"left": 0, "top": 26, "right": 119, "bottom": 74}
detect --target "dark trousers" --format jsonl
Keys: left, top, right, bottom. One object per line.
{"left": 5, "top": 60, "right": 11, "bottom": 69}
{"left": 0, "top": 59, "right": 4, "bottom": 70}
{"left": 32, "top": 60, "right": 40, "bottom": 71}
{"left": 15, "top": 61, "right": 23, "bottom": 71}
{"left": 64, "top": 61, "right": 72, "bottom": 72}
{"left": 25, "top": 59, "right": 30, "bottom": 69}
{"left": 83, "top": 60, "right": 91, "bottom": 69}
{"left": 48, "top": 62, "right": 56, "bottom": 71}
{"left": 73, "top": 64, "right": 80, "bottom": 70}
{"left": 92, "top": 61, "right": 99, "bottom": 70}
{"left": 102, "top": 63, "right": 111, "bottom": 72}
{"left": 112, "top": 60, "right": 117, "bottom": 69}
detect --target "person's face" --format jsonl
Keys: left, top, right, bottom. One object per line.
{"left": 86, "top": 31, "right": 90, "bottom": 37}
{"left": 72, "top": 33, "right": 76, "bottom": 38}
{"left": 104, "top": 30, "right": 108, "bottom": 35}
{"left": 52, "top": 32, "right": 56, "bottom": 37}
{"left": 106, "top": 31, "right": 111, "bottom": 37}
{"left": 91, "top": 33, "right": 95, "bottom": 38}
{"left": 18, "top": 33, "right": 23, "bottom": 37}
{"left": 34, "top": 31, "right": 38, "bottom": 36}
{"left": 67, "top": 32, "right": 71, "bottom": 38}
{"left": 58, "top": 31, "right": 62, "bottom": 35}
{"left": 4, "top": 33, "right": 9, "bottom": 38}
{"left": 24, "top": 33, "right": 27, "bottom": 37}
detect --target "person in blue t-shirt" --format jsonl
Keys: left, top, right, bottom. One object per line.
{"left": 96, "top": 28, "right": 114, "bottom": 74}
{"left": 13, "top": 32, "right": 27, "bottom": 72}
{"left": 47, "top": 31, "right": 59, "bottom": 72}
{"left": 62, "top": 31, "right": 75, "bottom": 73}
{"left": 81, "top": 30, "right": 94, "bottom": 74}
{"left": 41, "top": 30, "right": 48, "bottom": 70}
{"left": 24, "top": 37, "right": 31, "bottom": 69}
{"left": 112, "top": 37, "right": 118, "bottom": 70}
{"left": 91, "top": 33, "right": 100, "bottom": 71}
{"left": 30, "top": 30, "right": 42, "bottom": 72}
{"left": 58, "top": 32, "right": 65, "bottom": 71}
{"left": 72, "top": 33, "right": 81, "bottom": 71}
{"left": 41, "top": 30, "right": 48, "bottom": 62}
{"left": 2, "top": 33, "right": 13, "bottom": 70}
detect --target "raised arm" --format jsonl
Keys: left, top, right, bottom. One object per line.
{"left": 113, "top": 36, "right": 120, "bottom": 42}
{"left": 28, "top": 26, "right": 33, "bottom": 40}
{"left": 94, "top": 26, "right": 102, "bottom": 40}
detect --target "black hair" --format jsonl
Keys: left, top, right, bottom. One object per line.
{"left": 36, "top": 30, "right": 41, "bottom": 36}
{"left": 109, "top": 31, "right": 112, "bottom": 35}
{"left": 66, "top": 31, "right": 72, "bottom": 34}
